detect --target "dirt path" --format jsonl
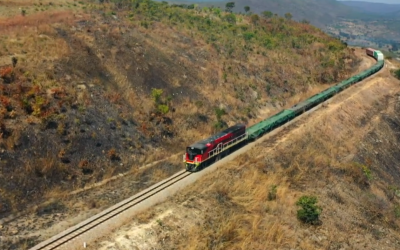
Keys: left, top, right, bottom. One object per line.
{"left": 86, "top": 54, "right": 399, "bottom": 249}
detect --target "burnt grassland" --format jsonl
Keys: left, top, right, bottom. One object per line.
{"left": 0, "top": 0, "right": 360, "bottom": 232}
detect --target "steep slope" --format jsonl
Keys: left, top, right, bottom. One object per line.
{"left": 0, "top": 0, "right": 360, "bottom": 218}
{"left": 90, "top": 58, "right": 400, "bottom": 250}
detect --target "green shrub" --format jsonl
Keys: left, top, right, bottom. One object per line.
{"left": 267, "top": 185, "right": 277, "bottom": 201}
{"left": 394, "top": 69, "right": 400, "bottom": 80}
{"left": 151, "top": 88, "right": 163, "bottom": 105}
{"left": 213, "top": 120, "right": 226, "bottom": 130}
{"left": 224, "top": 13, "right": 236, "bottom": 24}
{"left": 243, "top": 32, "right": 255, "bottom": 41}
{"left": 395, "top": 205, "right": 400, "bottom": 218}
{"left": 214, "top": 107, "right": 226, "bottom": 120}
{"left": 296, "top": 195, "right": 322, "bottom": 225}
{"left": 158, "top": 104, "right": 169, "bottom": 114}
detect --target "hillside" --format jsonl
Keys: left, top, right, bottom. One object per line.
{"left": 170, "top": 0, "right": 400, "bottom": 55}
{"left": 90, "top": 57, "right": 400, "bottom": 250}
{"left": 0, "top": 0, "right": 361, "bottom": 248}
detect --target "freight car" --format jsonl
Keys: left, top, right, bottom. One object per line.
{"left": 184, "top": 49, "right": 384, "bottom": 172}
{"left": 366, "top": 48, "right": 384, "bottom": 61}
{"left": 366, "top": 48, "right": 375, "bottom": 57}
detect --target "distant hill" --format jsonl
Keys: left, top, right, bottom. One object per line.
{"left": 392, "top": 10, "right": 400, "bottom": 18}
{"left": 339, "top": 1, "right": 400, "bottom": 14}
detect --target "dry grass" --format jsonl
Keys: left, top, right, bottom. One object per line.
{"left": 177, "top": 77, "right": 399, "bottom": 249}
{"left": 0, "top": 0, "right": 83, "bottom": 18}
{"left": 92, "top": 70, "right": 400, "bottom": 249}
{"left": 0, "top": 11, "right": 76, "bottom": 31}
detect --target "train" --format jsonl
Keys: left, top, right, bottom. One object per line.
{"left": 184, "top": 48, "right": 385, "bottom": 172}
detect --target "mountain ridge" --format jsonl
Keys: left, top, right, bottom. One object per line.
{"left": 339, "top": 1, "right": 400, "bottom": 14}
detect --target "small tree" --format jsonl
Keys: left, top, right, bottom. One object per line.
{"left": 214, "top": 107, "right": 226, "bottom": 130}
{"left": 244, "top": 6, "right": 250, "bottom": 13}
{"left": 284, "top": 12, "right": 293, "bottom": 20}
{"left": 158, "top": 104, "right": 169, "bottom": 114}
{"left": 213, "top": 7, "right": 221, "bottom": 17}
{"left": 225, "top": 13, "right": 236, "bottom": 24}
{"left": 151, "top": 88, "right": 163, "bottom": 105}
{"left": 262, "top": 11, "right": 273, "bottom": 19}
{"left": 300, "top": 19, "right": 310, "bottom": 24}
{"left": 296, "top": 195, "right": 322, "bottom": 225}
{"left": 250, "top": 14, "right": 259, "bottom": 25}
{"left": 225, "top": 2, "right": 235, "bottom": 13}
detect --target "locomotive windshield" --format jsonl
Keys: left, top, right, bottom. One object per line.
{"left": 186, "top": 147, "right": 203, "bottom": 161}
{"left": 187, "top": 147, "right": 202, "bottom": 155}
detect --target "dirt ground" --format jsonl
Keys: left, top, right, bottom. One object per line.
{"left": 85, "top": 56, "right": 400, "bottom": 249}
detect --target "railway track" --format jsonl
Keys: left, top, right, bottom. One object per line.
{"left": 29, "top": 170, "right": 192, "bottom": 250}
{"left": 28, "top": 50, "right": 383, "bottom": 250}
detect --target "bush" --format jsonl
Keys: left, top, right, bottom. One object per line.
{"left": 296, "top": 195, "right": 322, "bottom": 225}
{"left": 151, "top": 88, "right": 163, "bottom": 105}
{"left": 395, "top": 205, "right": 400, "bottom": 218}
{"left": 107, "top": 148, "right": 120, "bottom": 161}
{"left": 394, "top": 69, "right": 400, "bottom": 80}
{"left": 224, "top": 13, "right": 236, "bottom": 24}
{"left": 214, "top": 107, "right": 226, "bottom": 120}
{"left": 267, "top": 185, "right": 277, "bottom": 200}
{"left": 157, "top": 104, "right": 169, "bottom": 114}
{"left": 243, "top": 32, "right": 255, "bottom": 41}
{"left": 213, "top": 120, "right": 227, "bottom": 130}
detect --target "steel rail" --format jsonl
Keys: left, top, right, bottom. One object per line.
{"left": 29, "top": 170, "right": 192, "bottom": 250}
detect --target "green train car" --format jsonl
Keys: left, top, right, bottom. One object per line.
{"left": 245, "top": 48, "right": 384, "bottom": 141}
{"left": 246, "top": 110, "right": 296, "bottom": 140}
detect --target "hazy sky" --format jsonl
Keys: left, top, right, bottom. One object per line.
{"left": 338, "top": 0, "right": 400, "bottom": 3}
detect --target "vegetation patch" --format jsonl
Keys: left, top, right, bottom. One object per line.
{"left": 394, "top": 69, "right": 400, "bottom": 80}
{"left": 296, "top": 195, "right": 322, "bottom": 225}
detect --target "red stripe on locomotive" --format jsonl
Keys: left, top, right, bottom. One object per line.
{"left": 185, "top": 124, "right": 246, "bottom": 163}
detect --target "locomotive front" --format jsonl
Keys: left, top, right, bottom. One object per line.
{"left": 183, "top": 124, "right": 247, "bottom": 172}
{"left": 184, "top": 143, "right": 207, "bottom": 171}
